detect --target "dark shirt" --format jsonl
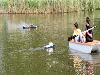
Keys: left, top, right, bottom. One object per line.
{"left": 85, "top": 25, "right": 93, "bottom": 42}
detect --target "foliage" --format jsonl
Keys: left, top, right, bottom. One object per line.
{"left": 0, "top": 0, "right": 100, "bottom": 14}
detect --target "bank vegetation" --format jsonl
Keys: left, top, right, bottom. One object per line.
{"left": 0, "top": 0, "right": 100, "bottom": 14}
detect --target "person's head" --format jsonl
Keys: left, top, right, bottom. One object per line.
{"left": 86, "top": 24, "right": 91, "bottom": 30}
{"left": 74, "top": 22, "right": 79, "bottom": 29}
{"left": 86, "top": 17, "right": 90, "bottom": 24}
{"left": 86, "top": 17, "right": 91, "bottom": 29}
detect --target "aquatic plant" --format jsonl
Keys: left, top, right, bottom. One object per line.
{"left": 0, "top": 0, "right": 100, "bottom": 14}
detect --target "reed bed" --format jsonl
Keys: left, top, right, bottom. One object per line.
{"left": 0, "top": 0, "right": 100, "bottom": 14}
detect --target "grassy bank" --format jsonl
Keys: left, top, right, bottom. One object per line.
{"left": 0, "top": 0, "right": 100, "bottom": 14}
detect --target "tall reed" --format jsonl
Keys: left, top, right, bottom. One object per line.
{"left": 0, "top": 0, "right": 100, "bottom": 14}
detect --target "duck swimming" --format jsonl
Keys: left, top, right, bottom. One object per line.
{"left": 23, "top": 24, "right": 38, "bottom": 29}
{"left": 44, "top": 42, "right": 55, "bottom": 55}
{"left": 44, "top": 42, "right": 55, "bottom": 49}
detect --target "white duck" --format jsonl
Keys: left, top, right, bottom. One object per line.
{"left": 44, "top": 42, "right": 54, "bottom": 49}
{"left": 44, "top": 42, "right": 55, "bottom": 54}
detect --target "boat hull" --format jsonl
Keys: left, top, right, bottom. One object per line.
{"left": 69, "top": 41, "right": 100, "bottom": 53}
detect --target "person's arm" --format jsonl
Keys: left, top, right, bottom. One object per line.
{"left": 86, "top": 31, "right": 92, "bottom": 38}
{"left": 73, "top": 30, "right": 76, "bottom": 36}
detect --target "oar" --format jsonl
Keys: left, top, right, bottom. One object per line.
{"left": 84, "top": 26, "right": 96, "bottom": 33}
{"left": 68, "top": 26, "right": 96, "bottom": 41}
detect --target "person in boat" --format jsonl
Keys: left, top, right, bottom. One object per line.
{"left": 73, "top": 22, "right": 85, "bottom": 43}
{"left": 85, "top": 17, "right": 93, "bottom": 42}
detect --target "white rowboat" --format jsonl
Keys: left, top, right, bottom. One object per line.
{"left": 69, "top": 40, "right": 100, "bottom": 53}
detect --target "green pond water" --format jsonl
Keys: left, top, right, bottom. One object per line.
{"left": 0, "top": 10, "right": 100, "bottom": 75}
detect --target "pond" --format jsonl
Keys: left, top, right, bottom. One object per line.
{"left": 0, "top": 10, "right": 100, "bottom": 75}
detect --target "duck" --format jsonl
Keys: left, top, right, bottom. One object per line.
{"left": 44, "top": 42, "right": 55, "bottom": 49}
{"left": 23, "top": 24, "right": 38, "bottom": 29}
{"left": 44, "top": 42, "right": 55, "bottom": 55}
{"left": 29, "top": 24, "right": 38, "bottom": 28}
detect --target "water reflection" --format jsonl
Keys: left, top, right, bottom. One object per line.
{"left": 69, "top": 49, "right": 100, "bottom": 75}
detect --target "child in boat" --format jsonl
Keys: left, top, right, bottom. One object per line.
{"left": 73, "top": 22, "right": 85, "bottom": 43}
{"left": 85, "top": 17, "right": 93, "bottom": 42}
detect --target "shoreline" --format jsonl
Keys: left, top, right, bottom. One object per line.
{"left": 0, "top": 9, "right": 100, "bottom": 14}
{"left": 0, "top": 10, "right": 97, "bottom": 14}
